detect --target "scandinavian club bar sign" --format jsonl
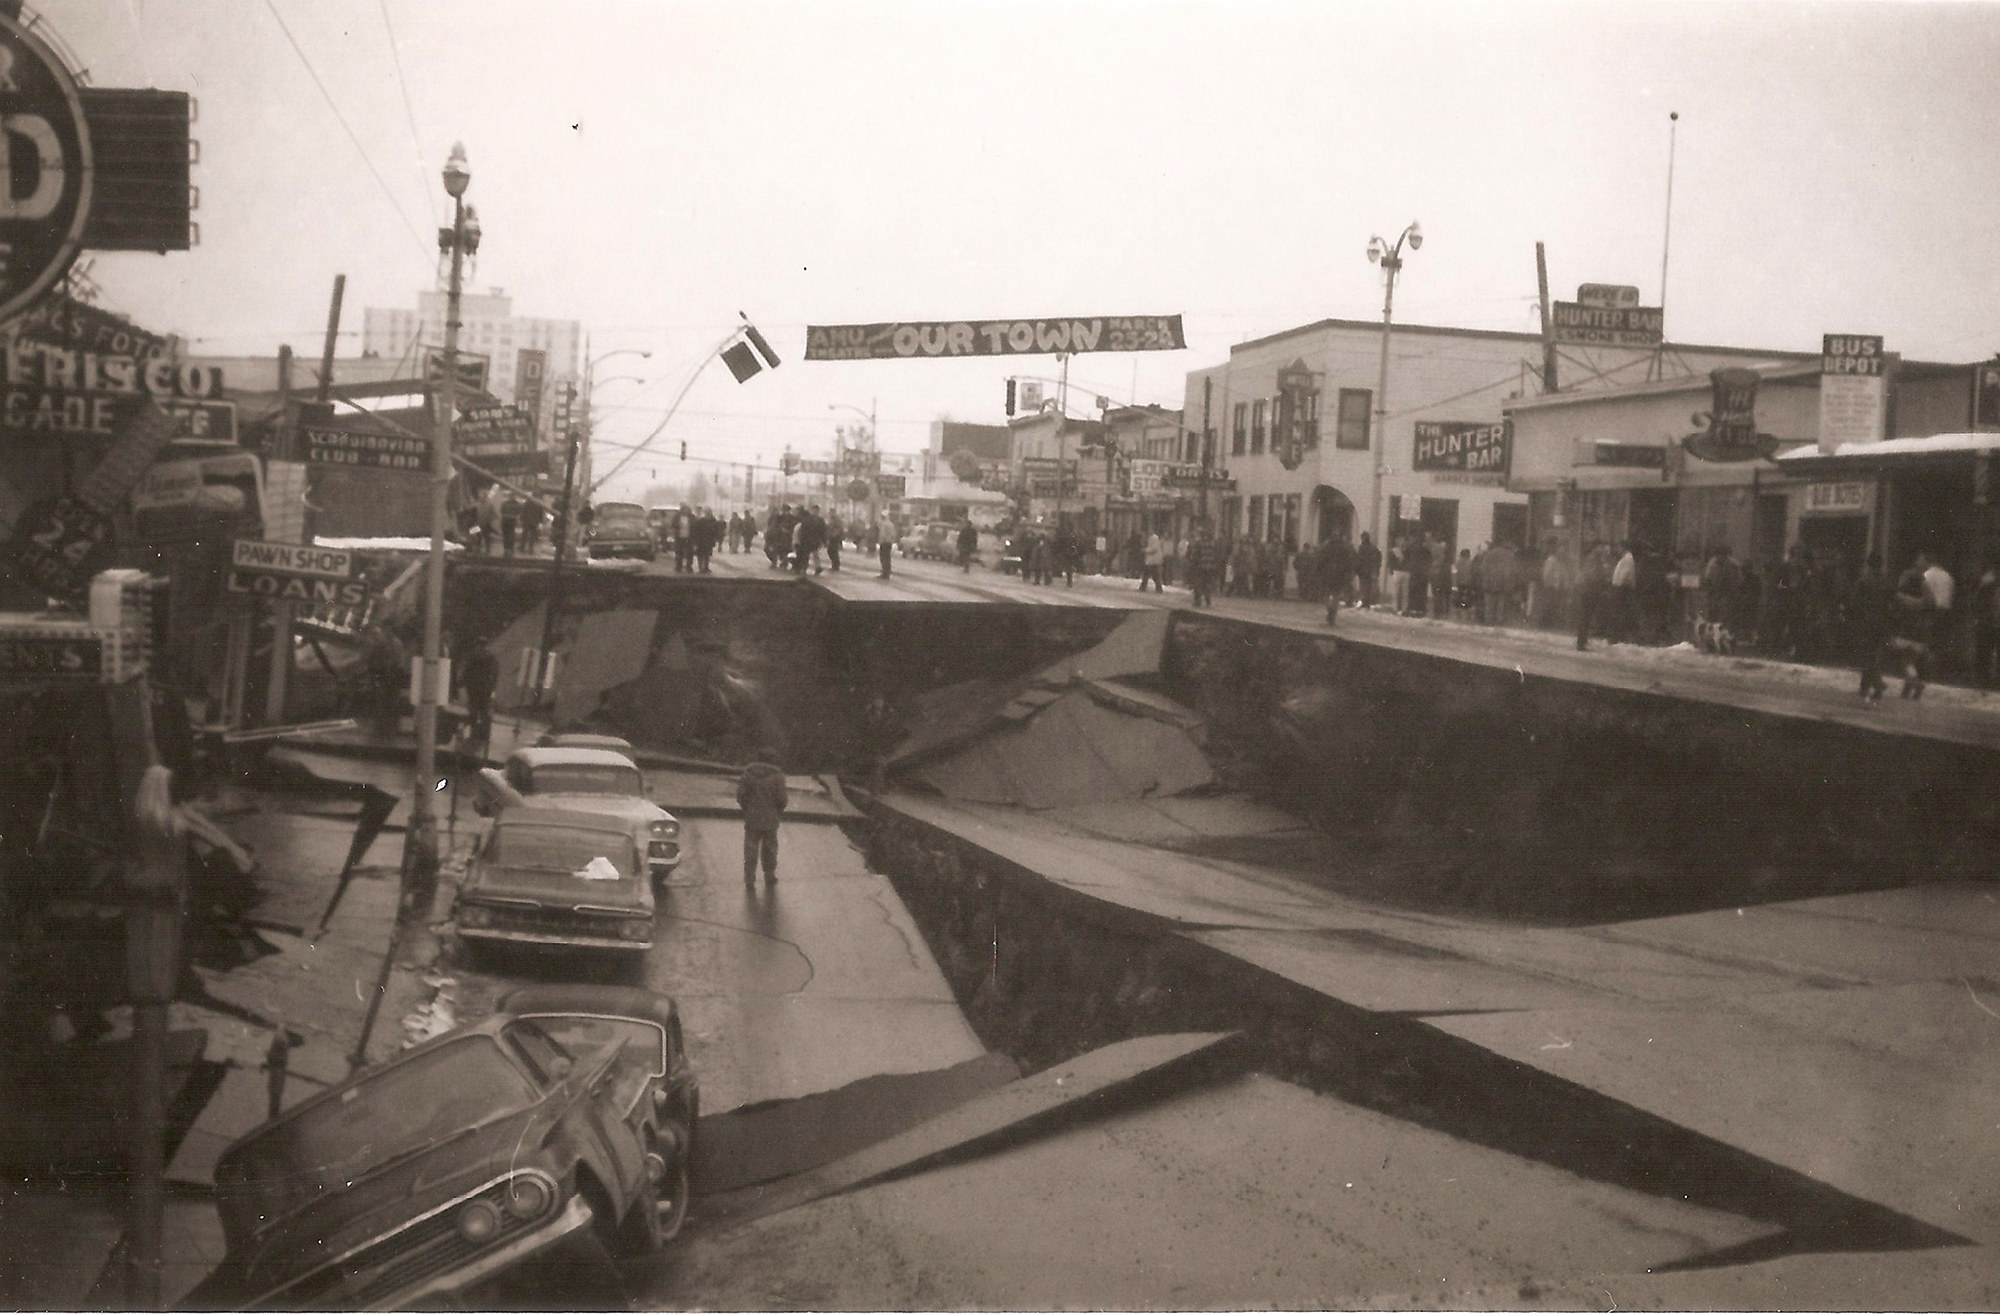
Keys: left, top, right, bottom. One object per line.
{"left": 805, "top": 316, "right": 1185, "bottom": 361}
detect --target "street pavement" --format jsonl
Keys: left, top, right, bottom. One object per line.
{"left": 880, "top": 788, "right": 2000, "bottom": 1307}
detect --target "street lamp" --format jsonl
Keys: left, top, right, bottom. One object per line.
{"left": 1365, "top": 220, "right": 1421, "bottom": 598}
{"left": 405, "top": 142, "right": 478, "bottom": 891}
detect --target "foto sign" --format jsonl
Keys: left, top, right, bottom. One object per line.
{"left": 1412, "top": 420, "right": 1511, "bottom": 475}
{"left": 0, "top": 14, "right": 92, "bottom": 326}
{"left": 805, "top": 315, "right": 1186, "bottom": 361}
{"left": 231, "top": 539, "right": 355, "bottom": 581}
{"left": 1818, "top": 333, "right": 1886, "bottom": 453}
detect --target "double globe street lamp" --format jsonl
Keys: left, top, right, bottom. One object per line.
{"left": 1365, "top": 221, "right": 1420, "bottom": 600}
{"left": 405, "top": 143, "right": 478, "bottom": 888}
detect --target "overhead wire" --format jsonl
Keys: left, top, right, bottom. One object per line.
{"left": 376, "top": 0, "right": 443, "bottom": 227}
{"left": 259, "top": 0, "right": 433, "bottom": 261}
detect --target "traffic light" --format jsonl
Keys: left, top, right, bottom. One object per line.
{"left": 1005, "top": 378, "right": 1016, "bottom": 416}
{"left": 679, "top": 441, "right": 688, "bottom": 462}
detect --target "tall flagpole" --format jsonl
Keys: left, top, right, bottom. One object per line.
{"left": 1652, "top": 110, "right": 1679, "bottom": 381}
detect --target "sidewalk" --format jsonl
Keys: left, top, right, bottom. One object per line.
{"left": 878, "top": 788, "right": 2000, "bottom": 1306}
{"left": 0, "top": 728, "right": 476, "bottom": 1309}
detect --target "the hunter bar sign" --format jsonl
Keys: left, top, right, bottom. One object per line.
{"left": 805, "top": 316, "right": 1185, "bottom": 361}
{"left": 1412, "top": 420, "right": 1511, "bottom": 475}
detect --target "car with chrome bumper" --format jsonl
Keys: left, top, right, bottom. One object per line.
{"left": 586, "top": 501, "right": 657, "bottom": 561}
{"left": 477, "top": 746, "right": 681, "bottom": 883}
{"left": 181, "top": 985, "right": 698, "bottom": 1311}
{"left": 455, "top": 807, "right": 657, "bottom": 958}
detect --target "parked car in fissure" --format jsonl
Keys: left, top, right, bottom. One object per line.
{"left": 183, "top": 986, "right": 698, "bottom": 1311}
{"left": 586, "top": 501, "right": 657, "bottom": 561}
{"left": 477, "top": 746, "right": 681, "bottom": 882}
{"left": 455, "top": 807, "right": 656, "bottom": 958}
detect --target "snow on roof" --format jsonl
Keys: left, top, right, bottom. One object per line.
{"left": 1776, "top": 432, "right": 2000, "bottom": 462}
{"left": 313, "top": 537, "right": 464, "bottom": 552}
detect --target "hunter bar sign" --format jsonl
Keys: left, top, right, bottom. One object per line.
{"left": 805, "top": 316, "right": 1186, "bottom": 361}
{"left": 1412, "top": 420, "right": 1511, "bottom": 475}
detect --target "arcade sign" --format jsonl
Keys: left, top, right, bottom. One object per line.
{"left": 0, "top": 13, "right": 93, "bottom": 327}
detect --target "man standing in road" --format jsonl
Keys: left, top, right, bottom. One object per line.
{"left": 458, "top": 638, "right": 499, "bottom": 750}
{"left": 737, "top": 756, "right": 789, "bottom": 890}
{"left": 1140, "top": 530, "right": 1165, "bottom": 593}
{"left": 1355, "top": 532, "right": 1380, "bottom": 609}
{"left": 1321, "top": 532, "right": 1354, "bottom": 623}
{"left": 826, "top": 512, "right": 845, "bottom": 572}
{"left": 1577, "top": 540, "right": 1614, "bottom": 650}
{"left": 956, "top": 520, "right": 978, "bottom": 573}
{"left": 876, "top": 508, "right": 898, "bottom": 578}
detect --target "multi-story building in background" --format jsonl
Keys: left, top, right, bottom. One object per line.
{"left": 361, "top": 289, "right": 580, "bottom": 439}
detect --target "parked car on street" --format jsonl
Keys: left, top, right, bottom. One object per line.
{"left": 186, "top": 984, "right": 699, "bottom": 1310}
{"left": 456, "top": 806, "right": 657, "bottom": 958}
{"left": 587, "top": 501, "right": 657, "bottom": 561}
{"left": 477, "top": 746, "right": 680, "bottom": 881}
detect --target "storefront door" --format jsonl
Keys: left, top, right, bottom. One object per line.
{"left": 1798, "top": 516, "right": 1869, "bottom": 578}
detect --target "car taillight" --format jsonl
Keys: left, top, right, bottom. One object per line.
{"left": 650, "top": 819, "right": 680, "bottom": 839}
{"left": 504, "top": 1177, "right": 551, "bottom": 1220}
{"left": 620, "top": 918, "right": 652, "bottom": 941}
{"left": 458, "top": 904, "right": 492, "bottom": 929}
{"left": 457, "top": 1199, "right": 502, "bottom": 1243}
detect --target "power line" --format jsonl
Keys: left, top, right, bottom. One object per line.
{"left": 377, "top": 0, "right": 442, "bottom": 227}
{"left": 259, "top": 0, "right": 432, "bottom": 260}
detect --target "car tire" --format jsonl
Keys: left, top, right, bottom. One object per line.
{"left": 651, "top": 1144, "right": 692, "bottom": 1243}
{"left": 619, "top": 1174, "right": 665, "bottom": 1257}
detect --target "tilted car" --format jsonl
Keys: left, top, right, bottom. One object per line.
{"left": 183, "top": 985, "right": 699, "bottom": 1311}
{"left": 477, "top": 746, "right": 680, "bottom": 881}
{"left": 456, "top": 806, "right": 657, "bottom": 957}
{"left": 587, "top": 501, "right": 657, "bottom": 561}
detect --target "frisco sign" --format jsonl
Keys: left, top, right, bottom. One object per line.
{"left": 804, "top": 316, "right": 1186, "bottom": 361}
{"left": 1412, "top": 420, "right": 1511, "bottom": 475}
{"left": 0, "top": 338, "right": 223, "bottom": 441}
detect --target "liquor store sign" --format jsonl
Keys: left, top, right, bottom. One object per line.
{"left": 227, "top": 539, "right": 370, "bottom": 607}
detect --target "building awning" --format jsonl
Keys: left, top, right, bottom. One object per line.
{"left": 1775, "top": 431, "right": 2000, "bottom": 475}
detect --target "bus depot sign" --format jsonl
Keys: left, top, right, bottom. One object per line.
{"left": 804, "top": 315, "right": 1186, "bottom": 361}
{"left": 1817, "top": 333, "right": 1886, "bottom": 453}
{"left": 227, "top": 539, "right": 369, "bottom": 608}
{"left": 0, "top": 13, "right": 93, "bottom": 327}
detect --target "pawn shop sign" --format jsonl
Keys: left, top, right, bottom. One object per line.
{"left": 0, "top": 13, "right": 94, "bottom": 325}
{"left": 227, "top": 538, "right": 371, "bottom": 608}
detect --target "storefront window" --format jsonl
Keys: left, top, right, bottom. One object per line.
{"left": 1232, "top": 404, "right": 1247, "bottom": 456}
{"left": 1250, "top": 401, "right": 1265, "bottom": 455}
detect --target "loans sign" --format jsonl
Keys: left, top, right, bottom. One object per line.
{"left": 1412, "top": 420, "right": 1511, "bottom": 475}
{"left": 804, "top": 316, "right": 1185, "bottom": 361}
{"left": 0, "top": 14, "right": 92, "bottom": 326}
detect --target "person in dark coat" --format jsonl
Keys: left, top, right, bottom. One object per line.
{"left": 458, "top": 639, "right": 499, "bottom": 747}
{"left": 1406, "top": 533, "right": 1431, "bottom": 617}
{"left": 1351, "top": 533, "right": 1378, "bottom": 608}
{"left": 1320, "top": 535, "right": 1354, "bottom": 622}
{"left": 736, "top": 758, "right": 789, "bottom": 889}
{"left": 956, "top": 520, "right": 978, "bottom": 573}
{"left": 1849, "top": 551, "right": 1895, "bottom": 702}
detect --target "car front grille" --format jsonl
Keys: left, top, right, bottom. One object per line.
{"left": 251, "top": 1173, "right": 556, "bottom": 1311}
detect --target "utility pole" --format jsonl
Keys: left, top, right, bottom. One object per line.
{"left": 406, "top": 146, "right": 472, "bottom": 892}
{"left": 1535, "top": 243, "right": 1558, "bottom": 394}
{"left": 1200, "top": 375, "right": 1213, "bottom": 528}
{"left": 1366, "top": 222, "right": 1421, "bottom": 598}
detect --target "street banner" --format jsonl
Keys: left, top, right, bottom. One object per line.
{"left": 1817, "top": 334, "right": 1886, "bottom": 453}
{"left": 303, "top": 424, "right": 429, "bottom": 471}
{"left": 1412, "top": 420, "right": 1511, "bottom": 476}
{"left": 805, "top": 315, "right": 1186, "bottom": 361}
{"left": 1552, "top": 302, "right": 1664, "bottom": 348}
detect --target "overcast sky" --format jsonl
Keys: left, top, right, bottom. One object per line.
{"left": 53, "top": 0, "right": 2000, "bottom": 500}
